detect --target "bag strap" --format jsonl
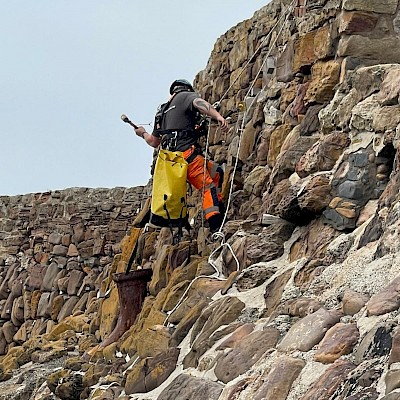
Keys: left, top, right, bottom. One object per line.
{"left": 125, "top": 238, "right": 140, "bottom": 274}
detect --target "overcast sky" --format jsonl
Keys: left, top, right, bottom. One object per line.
{"left": 1, "top": 1, "right": 268, "bottom": 196}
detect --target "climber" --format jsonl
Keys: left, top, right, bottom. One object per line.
{"left": 134, "top": 79, "right": 229, "bottom": 233}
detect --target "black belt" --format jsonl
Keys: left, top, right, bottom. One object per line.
{"left": 160, "top": 130, "right": 194, "bottom": 151}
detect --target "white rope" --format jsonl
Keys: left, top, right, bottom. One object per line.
{"left": 200, "top": 117, "right": 213, "bottom": 233}
{"left": 219, "top": 0, "right": 297, "bottom": 104}
{"left": 162, "top": 3, "right": 297, "bottom": 327}
{"left": 163, "top": 273, "right": 226, "bottom": 327}
{"left": 216, "top": 0, "right": 297, "bottom": 234}
{"left": 163, "top": 232, "right": 240, "bottom": 327}
{"left": 208, "top": 232, "right": 240, "bottom": 274}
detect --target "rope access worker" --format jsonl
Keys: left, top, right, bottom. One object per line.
{"left": 134, "top": 79, "right": 229, "bottom": 233}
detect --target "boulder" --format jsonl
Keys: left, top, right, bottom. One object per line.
{"left": 278, "top": 308, "right": 342, "bottom": 352}
{"left": 342, "top": 0, "right": 399, "bottom": 14}
{"left": 214, "top": 327, "right": 280, "bottom": 383}
{"left": 314, "top": 323, "right": 360, "bottom": 363}
{"left": 254, "top": 356, "right": 305, "bottom": 400}
{"left": 125, "top": 348, "right": 180, "bottom": 394}
{"left": 158, "top": 374, "right": 223, "bottom": 400}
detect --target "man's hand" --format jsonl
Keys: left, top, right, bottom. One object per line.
{"left": 193, "top": 98, "right": 230, "bottom": 133}
{"left": 135, "top": 126, "right": 146, "bottom": 138}
{"left": 216, "top": 115, "right": 229, "bottom": 133}
{"left": 134, "top": 126, "right": 161, "bottom": 148}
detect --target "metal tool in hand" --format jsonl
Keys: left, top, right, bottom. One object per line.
{"left": 121, "top": 114, "right": 139, "bottom": 129}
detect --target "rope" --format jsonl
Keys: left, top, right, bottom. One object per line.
{"left": 216, "top": 0, "right": 297, "bottom": 234}
{"left": 163, "top": 274, "right": 226, "bottom": 327}
{"left": 163, "top": 231, "right": 240, "bottom": 327}
{"left": 200, "top": 117, "right": 213, "bottom": 233}
{"left": 162, "top": 2, "right": 298, "bottom": 328}
{"left": 208, "top": 232, "right": 240, "bottom": 273}
{"left": 218, "top": 0, "right": 297, "bottom": 104}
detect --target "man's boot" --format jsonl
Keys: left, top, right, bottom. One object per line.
{"left": 208, "top": 213, "right": 223, "bottom": 233}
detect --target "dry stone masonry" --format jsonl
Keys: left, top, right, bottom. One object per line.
{"left": 1, "top": 0, "right": 400, "bottom": 399}
{"left": 0, "top": 187, "right": 146, "bottom": 357}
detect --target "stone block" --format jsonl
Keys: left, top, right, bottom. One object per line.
{"left": 158, "top": 374, "right": 223, "bottom": 400}
{"left": 323, "top": 207, "right": 357, "bottom": 230}
{"left": 342, "top": 0, "right": 399, "bottom": 14}
{"left": 184, "top": 296, "right": 245, "bottom": 368}
{"left": 293, "top": 25, "right": 336, "bottom": 72}
{"left": 125, "top": 348, "right": 180, "bottom": 394}
{"left": 136, "top": 325, "right": 173, "bottom": 359}
{"left": 238, "top": 121, "right": 259, "bottom": 162}
{"left": 305, "top": 60, "right": 341, "bottom": 104}
{"left": 254, "top": 356, "right": 305, "bottom": 400}
{"left": 293, "top": 30, "right": 319, "bottom": 71}
{"left": 267, "top": 124, "right": 293, "bottom": 167}
{"left": 314, "top": 323, "right": 360, "bottom": 363}
{"left": 339, "top": 11, "right": 379, "bottom": 34}
{"left": 366, "top": 276, "right": 400, "bottom": 316}
{"left": 350, "top": 152, "right": 369, "bottom": 168}
{"left": 338, "top": 36, "right": 400, "bottom": 64}
{"left": 376, "top": 67, "right": 400, "bottom": 105}
{"left": 337, "top": 180, "right": 364, "bottom": 200}
{"left": 52, "top": 245, "right": 68, "bottom": 257}
{"left": 57, "top": 296, "right": 80, "bottom": 322}
{"left": 276, "top": 41, "right": 295, "bottom": 82}
{"left": 354, "top": 322, "right": 394, "bottom": 364}
{"left": 373, "top": 105, "right": 400, "bottom": 133}
{"left": 11, "top": 296, "right": 24, "bottom": 326}
{"left": 278, "top": 308, "right": 342, "bottom": 352}
{"left": 302, "top": 360, "right": 356, "bottom": 400}
{"left": 214, "top": 327, "right": 280, "bottom": 383}
{"left": 41, "top": 262, "right": 62, "bottom": 292}
{"left": 48, "top": 233, "right": 62, "bottom": 245}
{"left": 66, "top": 270, "right": 85, "bottom": 296}
{"left": 36, "top": 292, "right": 51, "bottom": 318}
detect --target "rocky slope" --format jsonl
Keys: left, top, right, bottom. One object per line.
{"left": 2, "top": 0, "right": 400, "bottom": 399}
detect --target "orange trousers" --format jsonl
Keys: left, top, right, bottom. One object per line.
{"left": 182, "top": 147, "right": 223, "bottom": 220}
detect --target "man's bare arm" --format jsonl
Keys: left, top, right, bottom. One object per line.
{"left": 193, "top": 98, "right": 229, "bottom": 132}
{"left": 193, "top": 99, "right": 212, "bottom": 114}
{"left": 134, "top": 126, "right": 161, "bottom": 148}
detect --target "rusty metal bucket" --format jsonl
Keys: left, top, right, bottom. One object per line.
{"left": 98, "top": 268, "right": 153, "bottom": 349}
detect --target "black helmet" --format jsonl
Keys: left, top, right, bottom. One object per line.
{"left": 169, "top": 79, "right": 194, "bottom": 95}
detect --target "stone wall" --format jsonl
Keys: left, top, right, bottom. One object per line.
{"left": 1, "top": 1, "right": 400, "bottom": 399}
{"left": 0, "top": 186, "right": 147, "bottom": 356}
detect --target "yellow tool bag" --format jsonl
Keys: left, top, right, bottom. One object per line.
{"left": 149, "top": 149, "right": 189, "bottom": 231}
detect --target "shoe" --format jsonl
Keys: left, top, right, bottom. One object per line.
{"left": 208, "top": 213, "right": 223, "bottom": 233}
{"left": 219, "top": 202, "right": 225, "bottom": 216}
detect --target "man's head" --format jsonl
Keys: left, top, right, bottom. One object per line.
{"left": 169, "top": 79, "right": 194, "bottom": 95}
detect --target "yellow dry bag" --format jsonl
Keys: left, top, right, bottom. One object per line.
{"left": 149, "top": 149, "right": 189, "bottom": 229}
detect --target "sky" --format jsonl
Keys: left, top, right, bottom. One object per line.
{"left": 1, "top": 1, "right": 269, "bottom": 196}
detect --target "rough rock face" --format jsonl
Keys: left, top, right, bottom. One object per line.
{"left": 2, "top": 0, "right": 400, "bottom": 399}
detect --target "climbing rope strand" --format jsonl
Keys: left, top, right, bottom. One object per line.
{"left": 217, "top": 0, "right": 297, "bottom": 234}
{"left": 245, "top": 0, "right": 296, "bottom": 101}
{"left": 163, "top": 273, "right": 226, "bottom": 327}
{"left": 208, "top": 234, "right": 240, "bottom": 275}
{"left": 163, "top": 2, "right": 298, "bottom": 325}
{"left": 164, "top": 233, "right": 240, "bottom": 327}
{"left": 201, "top": 117, "right": 213, "bottom": 233}
{"left": 219, "top": 0, "right": 297, "bottom": 103}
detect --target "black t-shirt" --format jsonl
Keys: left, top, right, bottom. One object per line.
{"left": 153, "top": 91, "right": 200, "bottom": 151}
